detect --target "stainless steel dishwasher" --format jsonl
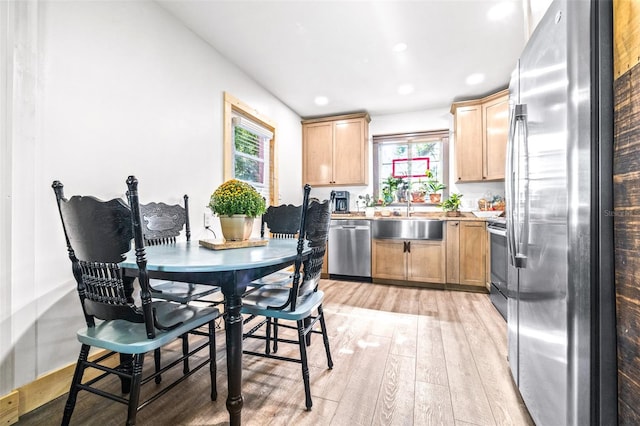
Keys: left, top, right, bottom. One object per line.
{"left": 328, "top": 219, "right": 371, "bottom": 280}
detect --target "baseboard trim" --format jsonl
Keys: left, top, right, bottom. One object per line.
{"left": 0, "top": 391, "right": 19, "bottom": 425}
{"left": 0, "top": 349, "right": 118, "bottom": 423}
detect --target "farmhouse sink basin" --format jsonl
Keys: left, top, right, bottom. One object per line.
{"left": 372, "top": 219, "right": 443, "bottom": 240}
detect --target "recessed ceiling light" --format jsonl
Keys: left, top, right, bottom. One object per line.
{"left": 314, "top": 96, "right": 329, "bottom": 106}
{"left": 393, "top": 42, "right": 408, "bottom": 53}
{"left": 487, "top": 1, "right": 515, "bottom": 21}
{"left": 397, "top": 84, "right": 414, "bottom": 95}
{"left": 465, "top": 73, "right": 485, "bottom": 85}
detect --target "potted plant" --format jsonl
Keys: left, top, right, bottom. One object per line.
{"left": 382, "top": 175, "right": 407, "bottom": 204}
{"left": 410, "top": 180, "right": 426, "bottom": 203}
{"left": 440, "top": 193, "right": 463, "bottom": 217}
{"left": 396, "top": 178, "right": 409, "bottom": 203}
{"left": 358, "top": 194, "right": 376, "bottom": 217}
{"left": 209, "top": 179, "right": 266, "bottom": 241}
{"left": 422, "top": 170, "right": 445, "bottom": 204}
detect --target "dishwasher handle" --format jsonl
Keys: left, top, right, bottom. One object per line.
{"left": 330, "top": 225, "right": 371, "bottom": 231}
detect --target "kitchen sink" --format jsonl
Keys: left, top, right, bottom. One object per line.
{"left": 372, "top": 219, "right": 443, "bottom": 240}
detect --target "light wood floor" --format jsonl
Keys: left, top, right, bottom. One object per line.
{"left": 18, "top": 280, "right": 534, "bottom": 426}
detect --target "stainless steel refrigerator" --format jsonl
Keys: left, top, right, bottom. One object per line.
{"left": 505, "top": 0, "right": 617, "bottom": 425}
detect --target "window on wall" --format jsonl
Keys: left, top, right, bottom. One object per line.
{"left": 231, "top": 115, "right": 273, "bottom": 200}
{"left": 372, "top": 130, "right": 449, "bottom": 204}
{"left": 223, "top": 92, "right": 277, "bottom": 205}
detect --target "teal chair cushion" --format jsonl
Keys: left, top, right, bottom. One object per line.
{"left": 241, "top": 288, "right": 324, "bottom": 321}
{"left": 77, "top": 301, "right": 219, "bottom": 354}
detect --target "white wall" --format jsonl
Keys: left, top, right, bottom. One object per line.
{"left": 1, "top": 0, "right": 302, "bottom": 394}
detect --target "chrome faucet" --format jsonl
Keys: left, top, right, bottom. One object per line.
{"left": 406, "top": 195, "right": 411, "bottom": 217}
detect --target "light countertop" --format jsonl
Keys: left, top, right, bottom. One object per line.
{"left": 330, "top": 212, "right": 503, "bottom": 221}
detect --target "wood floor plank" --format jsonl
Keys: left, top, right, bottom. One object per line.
{"left": 389, "top": 313, "right": 418, "bottom": 358}
{"left": 414, "top": 381, "right": 456, "bottom": 426}
{"left": 366, "top": 284, "right": 421, "bottom": 315}
{"left": 331, "top": 334, "right": 392, "bottom": 425}
{"left": 308, "top": 306, "right": 381, "bottom": 402}
{"left": 372, "top": 354, "right": 416, "bottom": 425}
{"left": 454, "top": 293, "right": 534, "bottom": 426}
{"left": 323, "top": 279, "right": 372, "bottom": 308}
{"left": 416, "top": 314, "right": 448, "bottom": 387}
{"left": 435, "top": 291, "right": 496, "bottom": 425}
{"left": 418, "top": 287, "right": 440, "bottom": 316}
{"left": 468, "top": 293, "right": 508, "bottom": 358}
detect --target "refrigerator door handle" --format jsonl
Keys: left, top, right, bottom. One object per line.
{"left": 514, "top": 104, "right": 528, "bottom": 268}
{"left": 506, "top": 102, "right": 518, "bottom": 267}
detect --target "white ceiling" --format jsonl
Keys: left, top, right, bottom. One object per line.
{"left": 158, "top": 0, "right": 527, "bottom": 118}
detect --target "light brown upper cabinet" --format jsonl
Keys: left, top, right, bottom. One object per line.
{"left": 302, "top": 112, "right": 370, "bottom": 186}
{"left": 450, "top": 90, "right": 509, "bottom": 182}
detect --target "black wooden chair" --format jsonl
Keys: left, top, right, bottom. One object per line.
{"left": 53, "top": 177, "right": 219, "bottom": 426}
{"left": 241, "top": 185, "right": 333, "bottom": 411}
{"left": 249, "top": 203, "right": 303, "bottom": 287}
{"left": 140, "top": 196, "right": 221, "bottom": 304}
{"left": 139, "top": 196, "right": 222, "bottom": 383}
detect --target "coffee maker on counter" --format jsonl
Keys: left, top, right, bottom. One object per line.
{"left": 332, "top": 191, "right": 350, "bottom": 213}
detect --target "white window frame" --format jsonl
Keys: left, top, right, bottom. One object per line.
{"left": 372, "top": 129, "right": 450, "bottom": 205}
{"left": 223, "top": 92, "right": 277, "bottom": 206}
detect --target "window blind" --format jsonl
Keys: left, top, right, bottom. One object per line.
{"left": 232, "top": 115, "right": 272, "bottom": 200}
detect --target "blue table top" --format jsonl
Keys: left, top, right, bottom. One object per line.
{"left": 122, "top": 239, "right": 305, "bottom": 273}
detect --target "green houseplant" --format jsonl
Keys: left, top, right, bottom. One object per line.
{"left": 409, "top": 179, "right": 429, "bottom": 203}
{"left": 209, "top": 179, "right": 266, "bottom": 241}
{"left": 382, "top": 175, "right": 407, "bottom": 203}
{"left": 440, "top": 193, "right": 463, "bottom": 217}
{"left": 358, "top": 194, "right": 376, "bottom": 217}
{"left": 424, "top": 170, "right": 446, "bottom": 203}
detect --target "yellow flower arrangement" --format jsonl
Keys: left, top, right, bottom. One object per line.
{"left": 209, "top": 179, "right": 266, "bottom": 218}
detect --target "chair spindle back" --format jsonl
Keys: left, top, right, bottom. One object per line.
{"left": 273, "top": 186, "right": 333, "bottom": 311}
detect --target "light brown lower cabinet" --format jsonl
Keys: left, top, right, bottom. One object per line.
{"left": 446, "top": 220, "right": 486, "bottom": 288}
{"left": 372, "top": 239, "right": 445, "bottom": 283}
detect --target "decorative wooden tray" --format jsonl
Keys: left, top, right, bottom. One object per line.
{"left": 198, "top": 238, "right": 269, "bottom": 250}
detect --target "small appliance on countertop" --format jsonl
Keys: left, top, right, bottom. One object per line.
{"left": 332, "top": 191, "right": 350, "bottom": 213}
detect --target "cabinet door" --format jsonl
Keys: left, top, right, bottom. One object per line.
{"left": 303, "top": 122, "right": 333, "bottom": 186}
{"left": 407, "top": 240, "right": 445, "bottom": 283}
{"left": 372, "top": 239, "right": 406, "bottom": 280}
{"left": 446, "top": 221, "right": 460, "bottom": 283}
{"left": 459, "top": 221, "right": 486, "bottom": 287}
{"left": 333, "top": 118, "right": 368, "bottom": 185}
{"left": 483, "top": 94, "right": 509, "bottom": 180}
{"left": 455, "top": 104, "right": 483, "bottom": 182}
